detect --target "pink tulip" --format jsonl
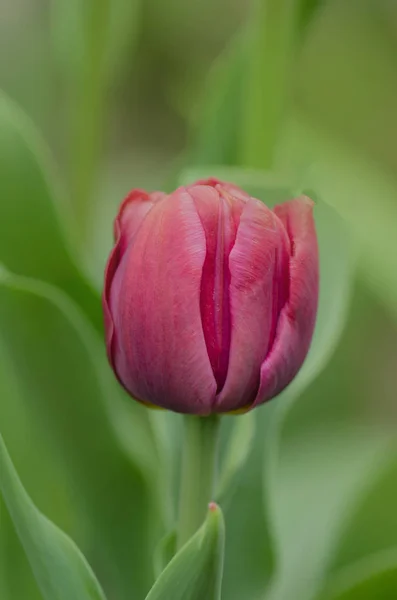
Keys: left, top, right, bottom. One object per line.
{"left": 103, "top": 179, "right": 318, "bottom": 415}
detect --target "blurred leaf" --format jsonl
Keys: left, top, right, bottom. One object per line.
{"left": 222, "top": 408, "right": 276, "bottom": 600}
{"left": 298, "top": 0, "right": 325, "bottom": 32}
{"left": 265, "top": 426, "right": 393, "bottom": 600}
{"left": 255, "top": 173, "right": 389, "bottom": 600}
{"left": 51, "top": 0, "right": 141, "bottom": 83}
{"left": 318, "top": 549, "right": 397, "bottom": 600}
{"left": 0, "top": 268, "right": 164, "bottom": 599}
{"left": 260, "top": 280, "right": 397, "bottom": 600}
{"left": 216, "top": 412, "right": 256, "bottom": 509}
{"left": 0, "top": 92, "right": 101, "bottom": 330}
{"left": 0, "top": 432, "right": 107, "bottom": 600}
{"left": 0, "top": 335, "right": 74, "bottom": 600}
{"left": 0, "top": 501, "right": 10, "bottom": 599}
{"left": 239, "top": 0, "right": 304, "bottom": 169}
{"left": 187, "top": 0, "right": 327, "bottom": 170}
{"left": 188, "top": 0, "right": 397, "bottom": 327}
{"left": 294, "top": 0, "right": 397, "bottom": 176}
{"left": 275, "top": 0, "right": 397, "bottom": 321}
{"left": 0, "top": 498, "right": 43, "bottom": 600}
{"left": 51, "top": 0, "right": 141, "bottom": 234}
{"left": 145, "top": 504, "right": 224, "bottom": 600}
{"left": 153, "top": 530, "right": 177, "bottom": 579}
{"left": 187, "top": 33, "right": 247, "bottom": 167}
{"left": 327, "top": 451, "right": 397, "bottom": 576}
{"left": 276, "top": 112, "right": 397, "bottom": 322}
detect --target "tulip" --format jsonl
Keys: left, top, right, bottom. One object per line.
{"left": 103, "top": 178, "right": 318, "bottom": 415}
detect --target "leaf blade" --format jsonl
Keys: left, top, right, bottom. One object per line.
{"left": 146, "top": 504, "right": 225, "bottom": 600}
{"left": 0, "top": 433, "right": 107, "bottom": 600}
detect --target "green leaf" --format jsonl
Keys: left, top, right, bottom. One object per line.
{"left": 262, "top": 281, "right": 397, "bottom": 600}
{"left": 274, "top": 0, "right": 397, "bottom": 321}
{"left": 153, "top": 530, "right": 177, "bottom": 579}
{"left": 187, "top": 33, "right": 247, "bottom": 167}
{"left": 325, "top": 449, "right": 397, "bottom": 577}
{"left": 0, "top": 92, "right": 101, "bottom": 330}
{"left": 0, "top": 335, "right": 74, "bottom": 600}
{"left": 265, "top": 425, "right": 393, "bottom": 600}
{"left": 50, "top": 0, "right": 141, "bottom": 235}
{"left": 51, "top": 0, "right": 141, "bottom": 84}
{"left": 276, "top": 112, "right": 397, "bottom": 322}
{"left": 0, "top": 268, "right": 165, "bottom": 599}
{"left": 254, "top": 178, "right": 385, "bottom": 600}
{"left": 0, "top": 497, "right": 43, "bottom": 600}
{"left": 0, "top": 433, "right": 107, "bottom": 600}
{"left": 146, "top": 504, "right": 225, "bottom": 600}
{"left": 318, "top": 549, "right": 397, "bottom": 600}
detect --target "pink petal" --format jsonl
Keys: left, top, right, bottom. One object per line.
{"left": 252, "top": 196, "right": 319, "bottom": 407}
{"left": 115, "top": 189, "right": 166, "bottom": 255}
{"left": 192, "top": 178, "right": 251, "bottom": 203}
{"left": 108, "top": 188, "right": 217, "bottom": 414}
{"left": 216, "top": 198, "right": 291, "bottom": 412}
{"left": 103, "top": 189, "right": 165, "bottom": 370}
{"left": 188, "top": 184, "right": 244, "bottom": 391}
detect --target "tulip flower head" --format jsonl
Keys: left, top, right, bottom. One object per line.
{"left": 103, "top": 179, "right": 318, "bottom": 415}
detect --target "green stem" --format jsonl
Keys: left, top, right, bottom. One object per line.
{"left": 71, "top": 0, "right": 109, "bottom": 237}
{"left": 177, "top": 415, "right": 221, "bottom": 550}
{"left": 240, "top": 0, "right": 301, "bottom": 169}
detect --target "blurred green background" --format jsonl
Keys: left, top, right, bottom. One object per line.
{"left": 1, "top": 1, "right": 397, "bottom": 599}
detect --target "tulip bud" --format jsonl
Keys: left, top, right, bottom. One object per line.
{"left": 103, "top": 179, "right": 318, "bottom": 415}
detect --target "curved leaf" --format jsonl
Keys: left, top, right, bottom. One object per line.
{"left": 318, "top": 549, "right": 397, "bottom": 600}
{"left": 0, "top": 433, "right": 107, "bottom": 600}
{"left": 326, "top": 449, "right": 397, "bottom": 577}
{"left": 0, "top": 336, "right": 73, "bottom": 600}
{"left": 263, "top": 284, "right": 397, "bottom": 600}
{"left": 146, "top": 504, "right": 225, "bottom": 600}
{"left": 0, "top": 268, "right": 164, "bottom": 599}
{"left": 51, "top": 0, "right": 141, "bottom": 84}
{"left": 153, "top": 530, "right": 177, "bottom": 579}
{"left": 0, "top": 92, "right": 101, "bottom": 329}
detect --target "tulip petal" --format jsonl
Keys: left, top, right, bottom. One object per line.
{"left": 103, "top": 189, "right": 165, "bottom": 371}
{"left": 192, "top": 178, "right": 251, "bottom": 203}
{"left": 115, "top": 189, "right": 166, "bottom": 254}
{"left": 253, "top": 196, "right": 319, "bottom": 407}
{"left": 107, "top": 188, "right": 217, "bottom": 414}
{"left": 188, "top": 184, "right": 244, "bottom": 391}
{"left": 216, "top": 198, "right": 290, "bottom": 412}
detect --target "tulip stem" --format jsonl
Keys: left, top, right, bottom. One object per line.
{"left": 177, "top": 414, "right": 221, "bottom": 550}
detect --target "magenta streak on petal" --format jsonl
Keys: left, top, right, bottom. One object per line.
{"left": 211, "top": 196, "right": 231, "bottom": 389}
{"left": 188, "top": 185, "right": 243, "bottom": 392}
{"left": 269, "top": 229, "right": 291, "bottom": 351}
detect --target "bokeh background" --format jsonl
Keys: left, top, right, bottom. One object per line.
{"left": 1, "top": 1, "right": 397, "bottom": 599}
